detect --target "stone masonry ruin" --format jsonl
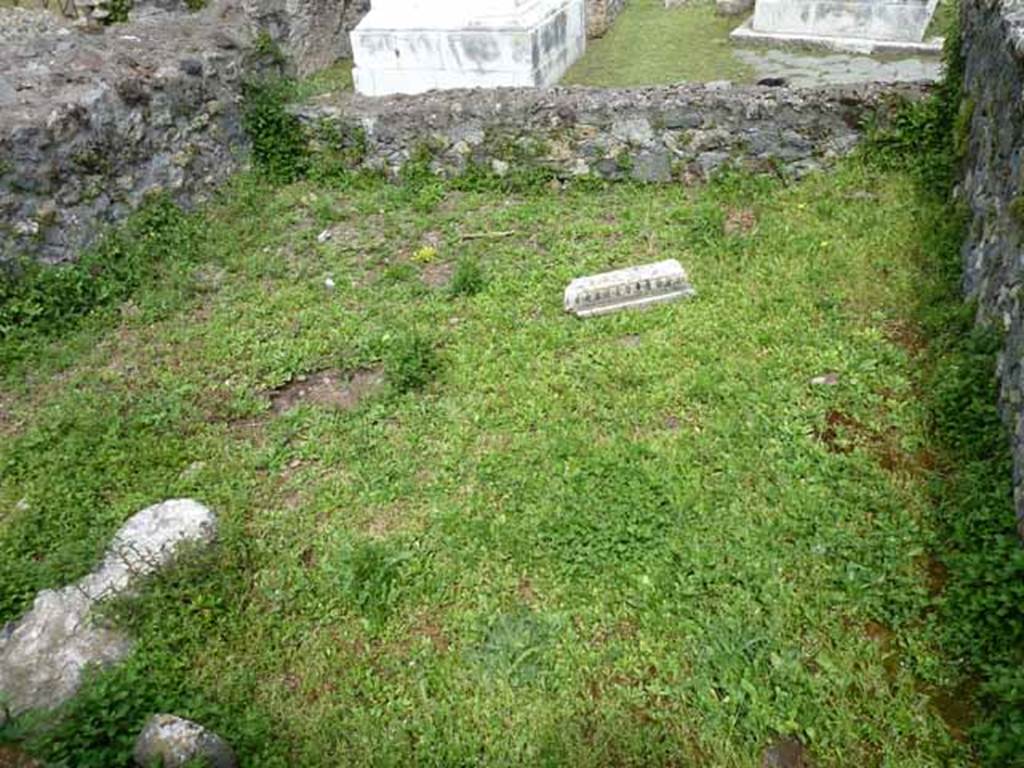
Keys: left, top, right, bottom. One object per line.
{"left": 0, "top": 3, "right": 261, "bottom": 266}
{"left": 297, "top": 81, "right": 925, "bottom": 181}
{"left": 959, "top": 0, "right": 1024, "bottom": 537}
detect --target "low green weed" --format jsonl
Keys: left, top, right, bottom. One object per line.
{"left": 449, "top": 257, "right": 486, "bottom": 298}
{"left": 241, "top": 77, "right": 309, "bottom": 183}
{"left": 383, "top": 329, "right": 439, "bottom": 394}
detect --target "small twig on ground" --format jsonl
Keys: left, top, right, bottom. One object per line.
{"left": 460, "top": 230, "right": 518, "bottom": 241}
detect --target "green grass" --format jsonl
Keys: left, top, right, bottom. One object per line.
{"left": 563, "top": 0, "right": 754, "bottom": 86}
{"left": 0, "top": 147, "right": 1020, "bottom": 763}
{"left": 293, "top": 61, "right": 355, "bottom": 101}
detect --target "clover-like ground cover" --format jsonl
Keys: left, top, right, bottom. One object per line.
{"left": 1, "top": 155, "right": 1020, "bottom": 766}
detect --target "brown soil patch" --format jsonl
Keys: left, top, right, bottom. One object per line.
{"left": 724, "top": 208, "right": 758, "bottom": 236}
{"left": 0, "top": 395, "right": 17, "bottom": 438}
{"left": 761, "top": 737, "right": 812, "bottom": 768}
{"left": 926, "top": 679, "right": 977, "bottom": 742}
{"left": 299, "top": 546, "right": 317, "bottom": 569}
{"left": 421, "top": 230, "right": 444, "bottom": 249}
{"left": 411, "top": 615, "right": 450, "bottom": 654}
{"left": 437, "top": 190, "right": 466, "bottom": 214}
{"left": 363, "top": 502, "right": 422, "bottom": 539}
{"left": 270, "top": 367, "right": 383, "bottom": 414}
{"left": 517, "top": 575, "right": 537, "bottom": 604}
{"left": 813, "top": 409, "right": 862, "bottom": 453}
{"left": 0, "top": 745, "right": 42, "bottom": 768}
{"left": 420, "top": 261, "right": 454, "bottom": 288}
{"left": 864, "top": 620, "right": 900, "bottom": 680}
{"left": 883, "top": 319, "right": 926, "bottom": 356}
{"left": 919, "top": 553, "right": 948, "bottom": 596}
{"left": 814, "top": 410, "right": 931, "bottom": 477}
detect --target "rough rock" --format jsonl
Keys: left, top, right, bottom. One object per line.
{"left": 586, "top": 0, "right": 627, "bottom": 37}
{"left": 960, "top": 0, "right": 1024, "bottom": 538}
{"left": 0, "top": 3, "right": 263, "bottom": 267}
{"left": 242, "top": 0, "right": 368, "bottom": 74}
{"left": 133, "top": 714, "right": 238, "bottom": 768}
{"left": 0, "top": 500, "right": 217, "bottom": 715}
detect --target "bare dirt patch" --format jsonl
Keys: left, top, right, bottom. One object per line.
{"left": 411, "top": 614, "right": 450, "bottom": 654}
{"left": 761, "top": 736, "right": 812, "bottom": 767}
{"left": 883, "top": 319, "right": 927, "bottom": 356}
{"left": 517, "top": 575, "right": 537, "bottom": 604}
{"left": 270, "top": 367, "right": 383, "bottom": 414}
{"left": 0, "top": 394, "right": 17, "bottom": 438}
{"left": 924, "top": 679, "right": 977, "bottom": 742}
{"left": 0, "top": 745, "right": 41, "bottom": 768}
{"left": 724, "top": 207, "right": 758, "bottom": 236}
{"left": 814, "top": 409, "right": 863, "bottom": 454}
{"left": 362, "top": 501, "right": 424, "bottom": 539}
{"left": 420, "top": 261, "right": 454, "bottom": 289}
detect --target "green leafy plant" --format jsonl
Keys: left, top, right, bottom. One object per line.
{"left": 383, "top": 329, "right": 439, "bottom": 393}
{"left": 241, "top": 77, "right": 308, "bottom": 183}
{"left": 104, "top": 0, "right": 132, "bottom": 23}
{"left": 449, "top": 256, "right": 485, "bottom": 297}
{"left": 333, "top": 540, "right": 412, "bottom": 622}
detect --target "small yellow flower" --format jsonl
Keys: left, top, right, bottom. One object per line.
{"left": 413, "top": 246, "right": 438, "bottom": 263}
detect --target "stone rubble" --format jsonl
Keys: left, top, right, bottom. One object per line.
{"left": 133, "top": 714, "right": 238, "bottom": 768}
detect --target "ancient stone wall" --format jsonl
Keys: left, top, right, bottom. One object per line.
{"left": 1, "top": 0, "right": 925, "bottom": 269}
{"left": 298, "top": 82, "right": 927, "bottom": 184}
{"left": 242, "top": 0, "right": 368, "bottom": 76}
{"left": 959, "top": 0, "right": 1024, "bottom": 535}
{"left": 0, "top": 6, "right": 260, "bottom": 266}
{"left": 586, "top": 0, "right": 627, "bottom": 37}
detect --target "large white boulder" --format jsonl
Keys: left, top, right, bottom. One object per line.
{"left": 0, "top": 500, "right": 217, "bottom": 715}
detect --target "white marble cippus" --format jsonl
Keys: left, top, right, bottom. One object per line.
{"left": 350, "top": 0, "right": 586, "bottom": 96}
{"left": 564, "top": 259, "right": 696, "bottom": 318}
{"left": 732, "top": 0, "right": 942, "bottom": 53}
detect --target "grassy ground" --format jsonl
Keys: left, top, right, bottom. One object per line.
{"left": 293, "top": 61, "right": 354, "bottom": 100}
{"left": 563, "top": 0, "right": 753, "bottom": 86}
{"left": 2, "top": 148, "right": 1018, "bottom": 766}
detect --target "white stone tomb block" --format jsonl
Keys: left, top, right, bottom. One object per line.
{"left": 731, "top": 0, "right": 942, "bottom": 51}
{"left": 351, "top": 0, "right": 586, "bottom": 96}
{"left": 751, "top": 0, "right": 939, "bottom": 43}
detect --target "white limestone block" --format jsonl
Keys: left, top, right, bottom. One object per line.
{"left": 564, "top": 259, "right": 696, "bottom": 318}
{"left": 750, "top": 0, "right": 940, "bottom": 44}
{"left": 351, "top": 0, "right": 586, "bottom": 96}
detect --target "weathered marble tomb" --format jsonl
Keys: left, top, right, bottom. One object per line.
{"left": 732, "top": 0, "right": 941, "bottom": 52}
{"left": 350, "top": 0, "right": 586, "bottom": 96}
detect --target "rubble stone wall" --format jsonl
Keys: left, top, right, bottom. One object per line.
{"left": 299, "top": 82, "right": 928, "bottom": 184}
{"left": 0, "top": 6, "right": 260, "bottom": 266}
{"left": 959, "top": 0, "right": 1024, "bottom": 535}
